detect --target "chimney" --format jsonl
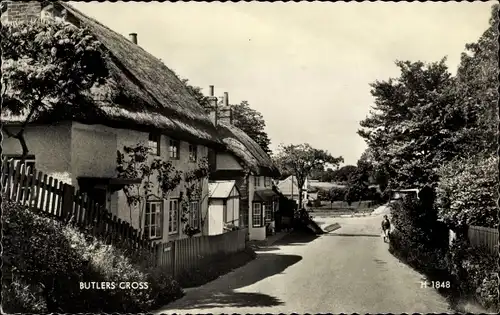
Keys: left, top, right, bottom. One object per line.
{"left": 218, "top": 92, "right": 233, "bottom": 125}
{"left": 1, "top": 1, "right": 43, "bottom": 23}
{"left": 208, "top": 85, "right": 218, "bottom": 126}
{"left": 129, "top": 33, "right": 137, "bottom": 44}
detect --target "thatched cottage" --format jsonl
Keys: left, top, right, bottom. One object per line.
{"left": 1, "top": 1, "right": 225, "bottom": 242}
{"left": 206, "top": 88, "right": 281, "bottom": 241}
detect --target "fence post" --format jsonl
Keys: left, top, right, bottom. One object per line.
{"left": 61, "top": 184, "right": 75, "bottom": 222}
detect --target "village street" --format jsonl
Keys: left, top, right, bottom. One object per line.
{"left": 155, "top": 212, "right": 452, "bottom": 314}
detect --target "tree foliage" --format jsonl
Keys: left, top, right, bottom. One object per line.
{"left": 436, "top": 154, "right": 498, "bottom": 228}
{"left": 116, "top": 144, "right": 182, "bottom": 234}
{"left": 330, "top": 165, "right": 358, "bottom": 183}
{"left": 179, "top": 158, "right": 210, "bottom": 237}
{"left": 358, "top": 59, "right": 458, "bottom": 189}
{"left": 359, "top": 4, "right": 498, "bottom": 229}
{"left": 230, "top": 101, "right": 272, "bottom": 154}
{"left": 1, "top": 19, "right": 109, "bottom": 159}
{"left": 274, "top": 143, "right": 343, "bottom": 208}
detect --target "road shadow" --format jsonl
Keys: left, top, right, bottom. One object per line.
{"left": 324, "top": 233, "right": 381, "bottom": 237}
{"left": 273, "top": 231, "right": 320, "bottom": 246}
{"left": 156, "top": 252, "right": 302, "bottom": 311}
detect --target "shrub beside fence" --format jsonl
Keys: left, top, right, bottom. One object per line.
{"left": 467, "top": 225, "right": 499, "bottom": 256}
{"left": 1, "top": 157, "right": 249, "bottom": 278}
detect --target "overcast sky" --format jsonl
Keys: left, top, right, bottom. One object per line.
{"left": 70, "top": 1, "right": 494, "bottom": 165}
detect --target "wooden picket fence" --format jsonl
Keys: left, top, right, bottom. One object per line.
{"left": 154, "top": 228, "right": 248, "bottom": 277}
{"left": 468, "top": 225, "right": 499, "bottom": 256}
{"left": 1, "top": 157, "right": 249, "bottom": 277}
{"left": 1, "top": 156, "right": 152, "bottom": 251}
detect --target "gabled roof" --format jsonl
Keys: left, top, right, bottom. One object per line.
{"left": 277, "top": 175, "right": 304, "bottom": 196}
{"left": 2, "top": 2, "right": 222, "bottom": 147}
{"left": 209, "top": 180, "right": 239, "bottom": 199}
{"left": 217, "top": 122, "right": 281, "bottom": 178}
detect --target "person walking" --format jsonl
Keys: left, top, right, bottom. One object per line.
{"left": 381, "top": 215, "right": 391, "bottom": 242}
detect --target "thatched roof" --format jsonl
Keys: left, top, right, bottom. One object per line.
{"left": 217, "top": 122, "right": 280, "bottom": 178}
{"left": 2, "top": 2, "right": 222, "bottom": 147}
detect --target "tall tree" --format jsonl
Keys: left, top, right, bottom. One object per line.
{"left": 231, "top": 101, "right": 272, "bottom": 154}
{"left": 331, "top": 165, "right": 358, "bottom": 183}
{"left": 450, "top": 4, "right": 498, "bottom": 157}
{"left": 1, "top": 19, "right": 109, "bottom": 161}
{"left": 358, "top": 59, "right": 458, "bottom": 189}
{"left": 274, "top": 143, "right": 343, "bottom": 208}
{"left": 182, "top": 79, "right": 272, "bottom": 154}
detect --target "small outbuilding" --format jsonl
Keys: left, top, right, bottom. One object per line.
{"left": 207, "top": 180, "right": 241, "bottom": 235}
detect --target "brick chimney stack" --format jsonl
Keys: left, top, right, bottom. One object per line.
{"left": 219, "top": 92, "right": 233, "bottom": 125}
{"left": 129, "top": 33, "right": 137, "bottom": 44}
{"left": 208, "top": 85, "right": 218, "bottom": 126}
{"left": 1, "top": 1, "right": 43, "bottom": 23}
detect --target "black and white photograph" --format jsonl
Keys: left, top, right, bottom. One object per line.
{"left": 1, "top": 1, "right": 498, "bottom": 314}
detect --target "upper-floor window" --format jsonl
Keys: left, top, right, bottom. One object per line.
{"left": 189, "top": 144, "right": 197, "bottom": 162}
{"left": 148, "top": 133, "right": 161, "bottom": 156}
{"left": 254, "top": 176, "right": 261, "bottom": 187}
{"left": 169, "top": 139, "right": 180, "bottom": 160}
{"left": 264, "top": 176, "right": 271, "bottom": 187}
{"left": 144, "top": 200, "right": 163, "bottom": 239}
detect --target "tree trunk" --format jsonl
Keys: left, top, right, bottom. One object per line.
{"left": 3, "top": 127, "right": 30, "bottom": 162}
{"left": 298, "top": 188, "right": 303, "bottom": 210}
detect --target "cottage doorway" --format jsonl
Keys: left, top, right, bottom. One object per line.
{"left": 85, "top": 187, "right": 110, "bottom": 210}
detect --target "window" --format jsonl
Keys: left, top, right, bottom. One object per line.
{"left": 169, "top": 139, "right": 180, "bottom": 160}
{"left": 148, "top": 133, "right": 161, "bottom": 156}
{"left": 264, "top": 204, "right": 273, "bottom": 222}
{"left": 252, "top": 203, "right": 262, "bottom": 227}
{"left": 144, "top": 200, "right": 163, "bottom": 239}
{"left": 189, "top": 201, "right": 199, "bottom": 229}
{"left": 264, "top": 177, "right": 271, "bottom": 187}
{"left": 254, "top": 176, "right": 260, "bottom": 187}
{"left": 188, "top": 144, "right": 197, "bottom": 162}
{"left": 168, "top": 199, "right": 179, "bottom": 234}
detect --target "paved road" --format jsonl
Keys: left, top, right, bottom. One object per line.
{"left": 155, "top": 213, "right": 452, "bottom": 314}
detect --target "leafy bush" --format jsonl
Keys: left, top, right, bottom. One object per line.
{"left": 389, "top": 195, "right": 448, "bottom": 273}
{"left": 2, "top": 196, "right": 183, "bottom": 313}
{"left": 329, "top": 186, "right": 347, "bottom": 201}
{"left": 437, "top": 154, "right": 498, "bottom": 228}
{"left": 445, "top": 237, "right": 499, "bottom": 312}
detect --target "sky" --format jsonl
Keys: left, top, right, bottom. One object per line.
{"left": 70, "top": 1, "right": 494, "bottom": 165}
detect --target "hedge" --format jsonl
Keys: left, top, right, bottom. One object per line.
{"left": 2, "top": 196, "right": 184, "bottom": 313}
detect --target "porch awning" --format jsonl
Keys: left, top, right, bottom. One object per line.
{"left": 253, "top": 188, "right": 278, "bottom": 202}
{"left": 77, "top": 177, "right": 142, "bottom": 193}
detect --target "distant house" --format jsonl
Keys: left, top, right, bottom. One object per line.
{"left": 207, "top": 90, "right": 281, "bottom": 241}
{"left": 277, "top": 175, "right": 308, "bottom": 208}
{"left": 1, "top": 1, "right": 225, "bottom": 242}
{"left": 390, "top": 188, "right": 420, "bottom": 202}
{"left": 207, "top": 181, "right": 240, "bottom": 235}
